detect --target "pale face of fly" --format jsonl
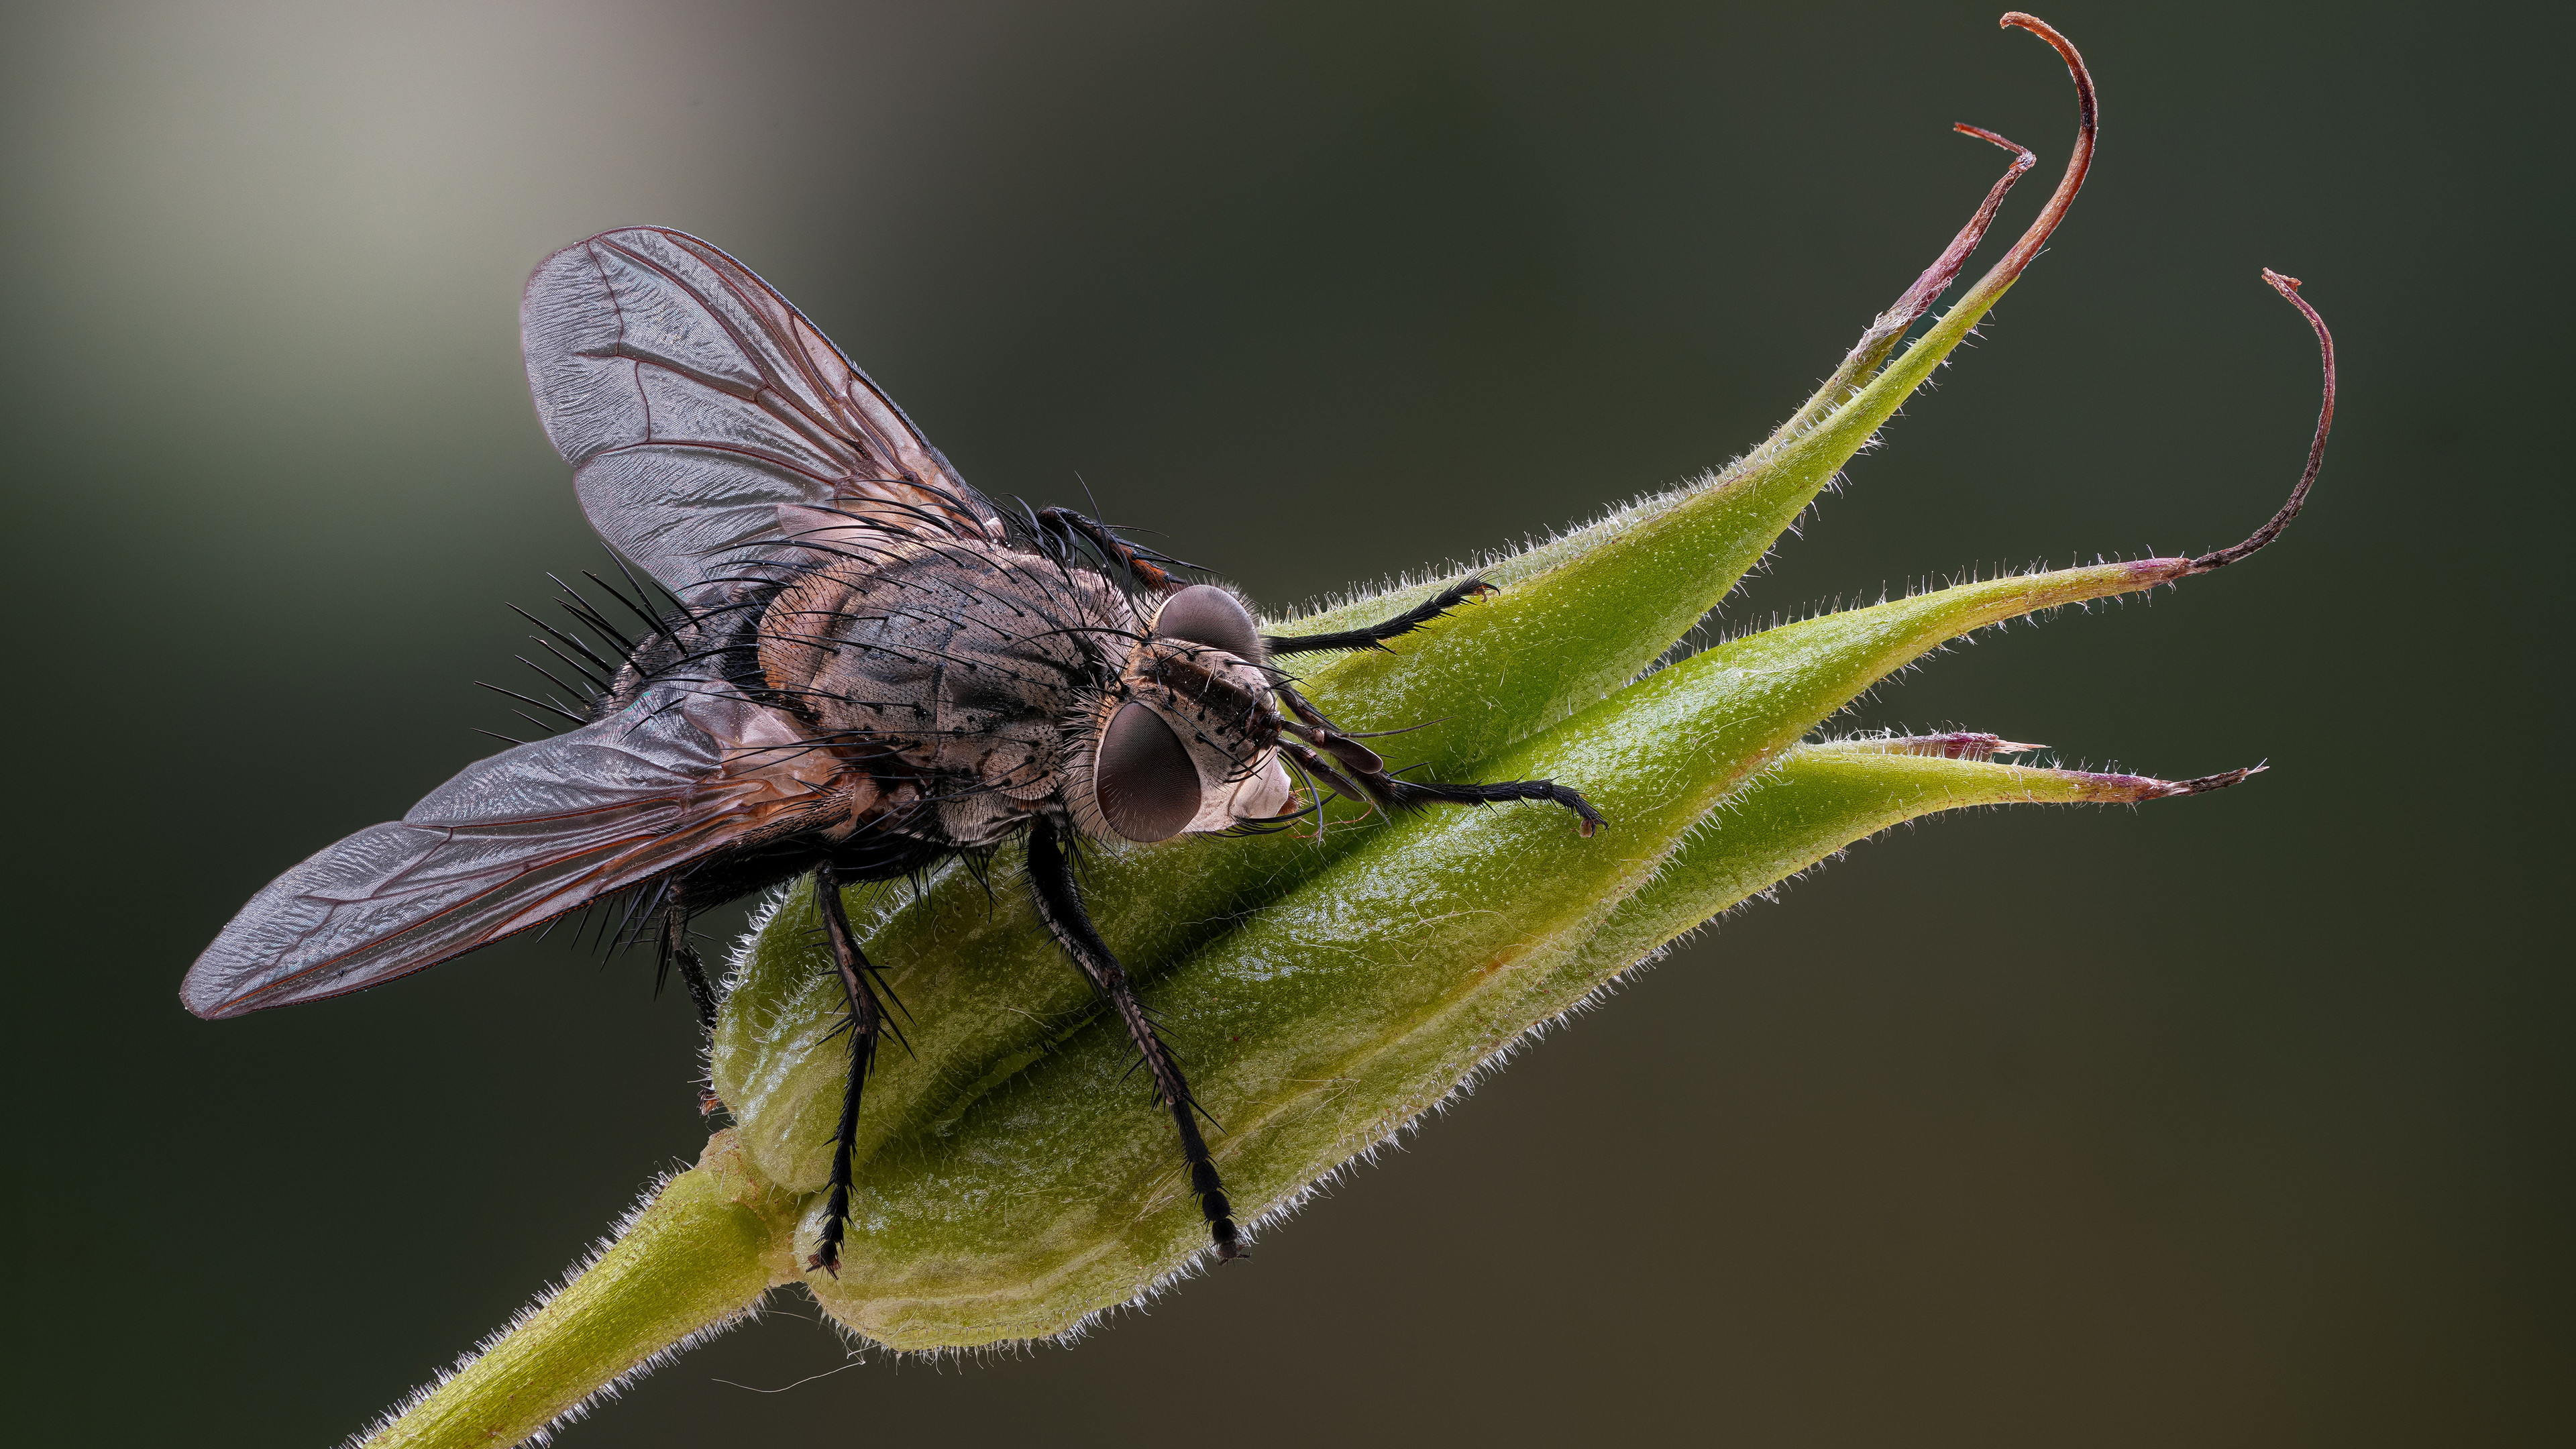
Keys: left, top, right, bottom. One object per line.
{"left": 1071, "top": 584, "right": 1297, "bottom": 843}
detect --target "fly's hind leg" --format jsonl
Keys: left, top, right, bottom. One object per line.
{"left": 658, "top": 906, "right": 720, "bottom": 1036}
{"left": 658, "top": 905, "right": 727, "bottom": 1116}
{"left": 1024, "top": 820, "right": 1243, "bottom": 1260}
{"left": 807, "top": 860, "right": 885, "bottom": 1278}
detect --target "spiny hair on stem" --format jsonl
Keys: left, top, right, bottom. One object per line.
{"left": 338, "top": 1163, "right": 773, "bottom": 1449}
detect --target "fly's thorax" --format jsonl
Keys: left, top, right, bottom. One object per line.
{"left": 1069, "top": 584, "right": 1295, "bottom": 843}
{"left": 749, "top": 542, "right": 1140, "bottom": 847}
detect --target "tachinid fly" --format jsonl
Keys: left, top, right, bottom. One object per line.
{"left": 183, "top": 227, "right": 1600, "bottom": 1273}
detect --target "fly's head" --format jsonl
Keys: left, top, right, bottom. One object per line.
{"left": 1067, "top": 584, "right": 1297, "bottom": 843}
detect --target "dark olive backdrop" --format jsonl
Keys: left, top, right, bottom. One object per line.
{"left": 5, "top": 1, "right": 2565, "bottom": 1444}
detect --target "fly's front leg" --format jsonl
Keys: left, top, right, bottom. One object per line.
{"left": 1261, "top": 576, "right": 1496, "bottom": 656}
{"left": 1024, "top": 820, "right": 1243, "bottom": 1260}
{"left": 808, "top": 859, "right": 883, "bottom": 1278}
{"left": 1276, "top": 707, "right": 1604, "bottom": 839}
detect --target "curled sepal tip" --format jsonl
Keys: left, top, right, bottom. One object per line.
{"left": 1792, "top": 125, "right": 2037, "bottom": 424}
{"left": 2189, "top": 271, "right": 2337, "bottom": 574}
{"left": 1991, "top": 12, "right": 2097, "bottom": 284}
{"left": 1788, "top": 12, "right": 2099, "bottom": 472}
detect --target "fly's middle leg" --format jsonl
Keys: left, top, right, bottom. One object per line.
{"left": 1034, "top": 506, "right": 1193, "bottom": 595}
{"left": 807, "top": 859, "right": 884, "bottom": 1278}
{"left": 1024, "top": 820, "right": 1243, "bottom": 1260}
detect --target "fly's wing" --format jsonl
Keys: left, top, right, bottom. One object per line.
{"left": 521, "top": 227, "right": 1005, "bottom": 601}
{"left": 182, "top": 686, "right": 826, "bottom": 1020}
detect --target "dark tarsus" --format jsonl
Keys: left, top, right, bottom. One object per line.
{"left": 1263, "top": 576, "right": 1499, "bottom": 656}
{"left": 1280, "top": 735, "right": 1604, "bottom": 837}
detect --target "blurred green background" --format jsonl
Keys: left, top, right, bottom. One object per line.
{"left": 5, "top": 1, "right": 2565, "bottom": 1444}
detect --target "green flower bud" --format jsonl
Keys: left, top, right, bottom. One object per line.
{"left": 360, "top": 15, "right": 2337, "bottom": 1443}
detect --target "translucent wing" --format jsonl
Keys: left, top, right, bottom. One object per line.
{"left": 182, "top": 686, "right": 833, "bottom": 1019}
{"left": 521, "top": 226, "right": 1004, "bottom": 600}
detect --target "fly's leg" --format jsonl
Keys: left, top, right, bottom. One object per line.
{"left": 1277, "top": 710, "right": 1604, "bottom": 839}
{"left": 1354, "top": 769, "right": 1603, "bottom": 833}
{"left": 1024, "top": 820, "right": 1243, "bottom": 1260}
{"left": 1034, "top": 506, "right": 1197, "bottom": 595}
{"left": 807, "top": 860, "right": 883, "bottom": 1279}
{"left": 659, "top": 906, "right": 728, "bottom": 1115}
{"left": 1260, "top": 576, "right": 1497, "bottom": 656}
{"left": 658, "top": 906, "right": 720, "bottom": 1036}
{"left": 1258, "top": 576, "right": 1595, "bottom": 829}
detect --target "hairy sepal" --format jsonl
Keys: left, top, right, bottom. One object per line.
{"left": 798, "top": 744, "right": 2205, "bottom": 1348}
{"left": 716, "top": 38, "right": 2108, "bottom": 1186}
{"left": 746, "top": 556, "right": 2208, "bottom": 1337}
{"left": 717, "top": 557, "right": 2190, "bottom": 1192}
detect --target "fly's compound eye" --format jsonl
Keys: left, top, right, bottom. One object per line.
{"left": 1095, "top": 701, "right": 1202, "bottom": 843}
{"left": 1150, "top": 584, "right": 1262, "bottom": 659}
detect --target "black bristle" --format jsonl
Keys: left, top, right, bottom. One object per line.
{"left": 529, "top": 635, "right": 611, "bottom": 694}
{"left": 478, "top": 680, "right": 590, "bottom": 725}
{"left": 589, "top": 564, "right": 682, "bottom": 648}
{"left": 510, "top": 602, "right": 620, "bottom": 678}
{"left": 550, "top": 572, "right": 638, "bottom": 655}
{"left": 517, "top": 654, "right": 598, "bottom": 708}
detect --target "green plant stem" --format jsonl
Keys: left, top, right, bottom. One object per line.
{"left": 362, "top": 1134, "right": 794, "bottom": 1449}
